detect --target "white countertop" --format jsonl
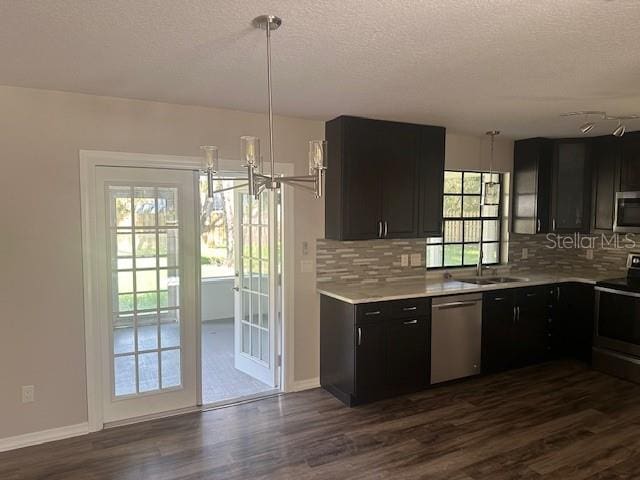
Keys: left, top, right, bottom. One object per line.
{"left": 317, "top": 272, "right": 603, "bottom": 304}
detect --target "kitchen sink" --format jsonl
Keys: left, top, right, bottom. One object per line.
{"left": 459, "top": 276, "right": 528, "bottom": 285}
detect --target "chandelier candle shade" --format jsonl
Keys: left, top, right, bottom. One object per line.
{"left": 200, "top": 15, "right": 327, "bottom": 200}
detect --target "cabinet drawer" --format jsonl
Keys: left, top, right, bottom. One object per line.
{"left": 516, "top": 285, "right": 554, "bottom": 306}
{"left": 356, "top": 302, "right": 390, "bottom": 323}
{"left": 390, "top": 298, "right": 429, "bottom": 318}
{"left": 483, "top": 290, "right": 513, "bottom": 306}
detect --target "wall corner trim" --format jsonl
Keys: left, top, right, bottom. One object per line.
{"left": 290, "top": 377, "right": 320, "bottom": 392}
{"left": 0, "top": 422, "right": 90, "bottom": 453}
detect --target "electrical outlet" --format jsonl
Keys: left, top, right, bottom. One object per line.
{"left": 22, "top": 385, "right": 34, "bottom": 403}
{"left": 521, "top": 247, "right": 528, "bottom": 260}
{"left": 586, "top": 249, "right": 594, "bottom": 260}
{"left": 400, "top": 254, "right": 409, "bottom": 267}
{"left": 410, "top": 253, "right": 422, "bottom": 267}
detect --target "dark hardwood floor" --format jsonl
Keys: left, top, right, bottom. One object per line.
{"left": 4, "top": 361, "right": 640, "bottom": 479}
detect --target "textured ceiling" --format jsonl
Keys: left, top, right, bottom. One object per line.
{"left": 1, "top": 0, "right": 640, "bottom": 138}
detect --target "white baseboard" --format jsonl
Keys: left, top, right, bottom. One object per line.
{"left": 0, "top": 422, "right": 89, "bottom": 453}
{"left": 290, "top": 377, "right": 320, "bottom": 392}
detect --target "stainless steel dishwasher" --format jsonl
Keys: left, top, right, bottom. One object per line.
{"left": 431, "top": 293, "right": 483, "bottom": 384}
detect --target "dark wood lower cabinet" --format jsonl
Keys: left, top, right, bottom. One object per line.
{"left": 322, "top": 282, "right": 595, "bottom": 407}
{"left": 386, "top": 317, "right": 430, "bottom": 395}
{"left": 320, "top": 295, "right": 430, "bottom": 406}
{"left": 553, "top": 283, "right": 595, "bottom": 363}
{"left": 482, "top": 286, "right": 554, "bottom": 374}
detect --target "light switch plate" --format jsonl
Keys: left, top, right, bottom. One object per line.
{"left": 410, "top": 253, "right": 422, "bottom": 267}
{"left": 586, "top": 249, "right": 594, "bottom": 260}
{"left": 522, "top": 247, "right": 528, "bottom": 260}
{"left": 400, "top": 254, "right": 409, "bottom": 267}
{"left": 300, "top": 260, "right": 314, "bottom": 273}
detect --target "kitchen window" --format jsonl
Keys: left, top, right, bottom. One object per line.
{"left": 426, "top": 170, "right": 502, "bottom": 269}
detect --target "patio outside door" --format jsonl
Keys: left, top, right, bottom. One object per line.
{"left": 95, "top": 166, "right": 198, "bottom": 423}
{"left": 233, "top": 190, "right": 279, "bottom": 387}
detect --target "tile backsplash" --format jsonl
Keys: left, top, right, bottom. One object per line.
{"left": 316, "top": 238, "right": 428, "bottom": 285}
{"left": 316, "top": 232, "right": 634, "bottom": 286}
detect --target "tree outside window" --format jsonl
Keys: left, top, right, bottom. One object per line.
{"left": 199, "top": 177, "right": 237, "bottom": 278}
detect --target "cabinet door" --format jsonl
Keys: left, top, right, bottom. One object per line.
{"left": 481, "top": 291, "right": 515, "bottom": 373}
{"left": 514, "top": 286, "right": 552, "bottom": 367}
{"left": 380, "top": 122, "right": 420, "bottom": 238}
{"left": 512, "top": 139, "right": 551, "bottom": 234}
{"left": 354, "top": 322, "right": 387, "bottom": 401}
{"left": 621, "top": 132, "right": 640, "bottom": 192}
{"left": 419, "top": 126, "right": 446, "bottom": 236}
{"left": 592, "top": 136, "right": 620, "bottom": 231}
{"left": 552, "top": 140, "right": 591, "bottom": 232}
{"left": 343, "top": 118, "right": 383, "bottom": 240}
{"left": 387, "top": 317, "right": 430, "bottom": 394}
{"left": 556, "top": 283, "right": 595, "bottom": 363}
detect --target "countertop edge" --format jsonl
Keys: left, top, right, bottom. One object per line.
{"left": 317, "top": 276, "right": 598, "bottom": 304}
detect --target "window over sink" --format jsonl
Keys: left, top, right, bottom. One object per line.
{"left": 426, "top": 170, "right": 502, "bottom": 269}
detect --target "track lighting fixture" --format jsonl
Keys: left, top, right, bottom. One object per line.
{"left": 561, "top": 111, "right": 639, "bottom": 137}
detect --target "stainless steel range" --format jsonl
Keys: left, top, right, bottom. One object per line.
{"left": 593, "top": 252, "right": 640, "bottom": 383}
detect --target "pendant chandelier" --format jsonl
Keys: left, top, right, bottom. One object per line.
{"left": 200, "top": 15, "right": 327, "bottom": 199}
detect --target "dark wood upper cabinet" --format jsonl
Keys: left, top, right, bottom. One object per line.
{"left": 591, "top": 136, "right": 620, "bottom": 231}
{"left": 551, "top": 139, "right": 592, "bottom": 233}
{"left": 324, "top": 116, "right": 445, "bottom": 240}
{"left": 511, "top": 138, "right": 552, "bottom": 234}
{"left": 620, "top": 131, "right": 640, "bottom": 192}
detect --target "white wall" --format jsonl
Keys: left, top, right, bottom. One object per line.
{"left": 0, "top": 85, "right": 324, "bottom": 439}
{"left": 445, "top": 132, "right": 513, "bottom": 173}
{"left": 201, "top": 279, "right": 235, "bottom": 321}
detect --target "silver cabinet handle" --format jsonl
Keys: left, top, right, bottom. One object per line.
{"left": 357, "top": 327, "right": 362, "bottom": 346}
{"left": 526, "top": 293, "right": 536, "bottom": 297}
{"left": 493, "top": 296, "right": 505, "bottom": 301}
{"left": 433, "top": 300, "right": 478, "bottom": 309}
{"left": 403, "top": 319, "right": 418, "bottom": 325}
{"left": 513, "top": 305, "right": 517, "bottom": 323}
{"left": 384, "top": 221, "right": 388, "bottom": 237}
{"left": 537, "top": 218, "right": 541, "bottom": 232}
{"left": 552, "top": 218, "right": 556, "bottom": 231}
{"left": 377, "top": 221, "right": 382, "bottom": 238}
{"left": 556, "top": 286, "right": 560, "bottom": 302}
{"left": 516, "top": 305, "right": 520, "bottom": 321}
{"left": 364, "top": 310, "right": 381, "bottom": 316}
{"left": 402, "top": 306, "right": 417, "bottom": 311}
{"left": 595, "top": 286, "right": 640, "bottom": 298}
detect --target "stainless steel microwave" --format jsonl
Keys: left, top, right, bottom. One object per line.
{"left": 614, "top": 192, "right": 640, "bottom": 233}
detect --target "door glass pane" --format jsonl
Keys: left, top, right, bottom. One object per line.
{"left": 114, "top": 355, "right": 136, "bottom": 396}
{"left": 483, "top": 220, "right": 500, "bottom": 242}
{"left": 463, "top": 196, "right": 480, "bottom": 217}
{"left": 138, "top": 352, "right": 159, "bottom": 392}
{"left": 161, "top": 350, "right": 181, "bottom": 388}
{"left": 483, "top": 242, "right": 499, "bottom": 264}
{"left": 113, "top": 315, "right": 134, "bottom": 354}
{"left": 110, "top": 186, "right": 132, "bottom": 227}
{"left": 108, "top": 184, "right": 183, "bottom": 397}
{"left": 443, "top": 195, "right": 462, "bottom": 217}
{"left": 160, "top": 310, "right": 180, "bottom": 348}
{"left": 444, "top": 220, "right": 462, "bottom": 242}
{"left": 137, "top": 313, "right": 158, "bottom": 350}
{"left": 260, "top": 330, "right": 269, "bottom": 363}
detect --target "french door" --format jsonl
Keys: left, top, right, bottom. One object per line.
{"left": 233, "top": 190, "right": 279, "bottom": 387}
{"left": 95, "top": 166, "right": 198, "bottom": 423}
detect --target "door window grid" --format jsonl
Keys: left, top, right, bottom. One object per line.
{"left": 427, "top": 171, "right": 502, "bottom": 269}
{"left": 239, "top": 193, "right": 270, "bottom": 365}
{"left": 109, "top": 185, "right": 182, "bottom": 397}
